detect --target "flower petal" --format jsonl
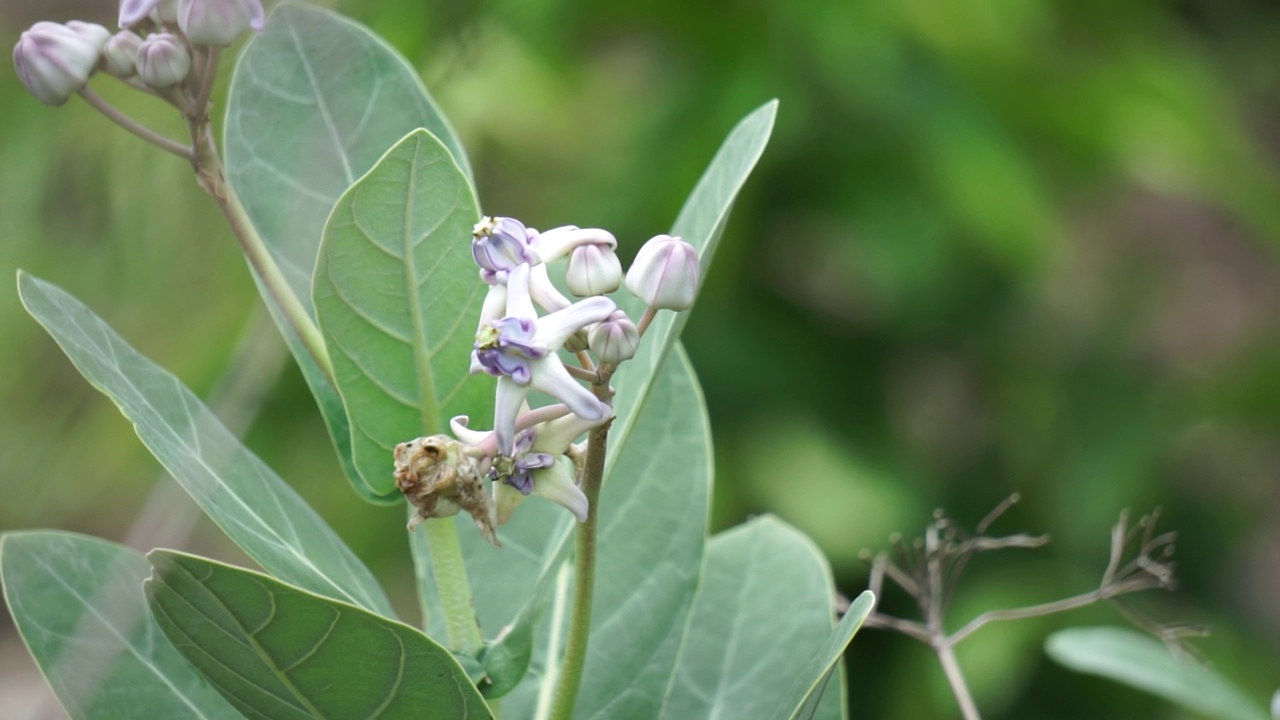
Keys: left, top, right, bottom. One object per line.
{"left": 533, "top": 461, "right": 589, "bottom": 523}
{"left": 536, "top": 296, "right": 615, "bottom": 349}
{"left": 493, "top": 479, "right": 525, "bottom": 525}
{"left": 120, "top": 0, "right": 162, "bottom": 27}
{"left": 494, "top": 376, "right": 532, "bottom": 455}
{"left": 529, "top": 262, "right": 570, "bottom": 313}
{"left": 535, "top": 226, "right": 617, "bottom": 263}
{"left": 529, "top": 356, "right": 609, "bottom": 423}
{"left": 504, "top": 262, "right": 537, "bottom": 320}
{"left": 531, "top": 413, "right": 604, "bottom": 455}
{"left": 449, "top": 416, "right": 491, "bottom": 446}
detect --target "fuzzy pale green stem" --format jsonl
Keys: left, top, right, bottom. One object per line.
{"left": 78, "top": 88, "right": 193, "bottom": 160}
{"left": 422, "top": 519, "right": 485, "bottom": 654}
{"left": 190, "top": 126, "right": 334, "bottom": 385}
{"left": 546, "top": 411, "right": 609, "bottom": 720}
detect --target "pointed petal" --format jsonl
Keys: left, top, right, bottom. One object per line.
{"left": 450, "top": 416, "right": 491, "bottom": 446}
{"left": 494, "top": 376, "right": 531, "bottom": 455}
{"left": 504, "top": 262, "right": 537, "bottom": 320}
{"left": 248, "top": 0, "right": 266, "bottom": 31}
{"left": 529, "top": 262, "right": 570, "bottom": 313}
{"left": 537, "top": 296, "right": 615, "bottom": 349}
{"left": 531, "top": 413, "right": 604, "bottom": 455}
{"left": 120, "top": 0, "right": 162, "bottom": 26}
{"left": 478, "top": 283, "right": 507, "bottom": 330}
{"left": 493, "top": 479, "right": 526, "bottom": 525}
{"left": 529, "top": 356, "right": 609, "bottom": 422}
{"left": 536, "top": 227, "right": 618, "bottom": 264}
{"left": 533, "top": 461, "right": 589, "bottom": 523}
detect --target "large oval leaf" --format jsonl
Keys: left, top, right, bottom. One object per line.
{"left": 145, "top": 550, "right": 492, "bottom": 719}
{"left": 18, "top": 272, "right": 393, "bottom": 618}
{"left": 1046, "top": 627, "right": 1269, "bottom": 720}
{"left": 1, "top": 532, "right": 241, "bottom": 720}
{"left": 225, "top": 5, "right": 473, "bottom": 502}
{"left": 660, "top": 515, "right": 852, "bottom": 720}
{"left": 314, "top": 128, "right": 487, "bottom": 496}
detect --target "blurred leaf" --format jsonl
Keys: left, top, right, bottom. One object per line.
{"left": 1046, "top": 627, "right": 1269, "bottom": 720}
{"left": 225, "top": 5, "right": 473, "bottom": 502}
{"left": 145, "top": 550, "right": 492, "bottom": 720}
{"left": 313, "top": 128, "right": 487, "bottom": 497}
{"left": 610, "top": 99, "right": 777, "bottom": 462}
{"left": 785, "top": 591, "right": 875, "bottom": 720}
{"left": 0, "top": 532, "right": 240, "bottom": 720}
{"left": 18, "top": 273, "right": 393, "bottom": 617}
{"left": 660, "top": 515, "right": 848, "bottom": 720}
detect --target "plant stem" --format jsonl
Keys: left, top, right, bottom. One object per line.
{"left": 421, "top": 519, "right": 485, "bottom": 654}
{"left": 78, "top": 88, "right": 193, "bottom": 160}
{"left": 189, "top": 125, "right": 335, "bottom": 385}
{"left": 935, "top": 640, "right": 981, "bottom": 720}
{"left": 546, "top": 416, "right": 609, "bottom": 720}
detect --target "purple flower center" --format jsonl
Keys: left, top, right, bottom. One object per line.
{"left": 474, "top": 317, "right": 549, "bottom": 384}
{"left": 488, "top": 428, "right": 555, "bottom": 495}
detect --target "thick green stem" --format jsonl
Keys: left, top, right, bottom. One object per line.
{"left": 189, "top": 126, "right": 334, "bottom": 385}
{"left": 546, "top": 416, "right": 609, "bottom": 720}
{"left": 422, "top": 519, "right": 484, "bottom": 653}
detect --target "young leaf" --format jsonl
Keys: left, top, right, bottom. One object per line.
{"left": 660, "top": 515, "right": 850, "bottom": 720}
{"left": 225, "top": 5, "right": 473, "bottom": 502}
{"left": 609, "top": 99, "right": 777, "bottom": 471}
{"left": 18, "top": 272, "right": 393, "bottom": 618}
{"left": 145, "top": 550, "right": 493, "bottom": 720}
{"left": 314, "top": 128, "right": 488, "bottom": 497}
{"left": 0, "top": 532, "right": 241, "bottom": 720}
{"left": 784, "top": 591, "right": 875, "bottom": 720}
{"left": 1047, "top": 627, "right": 1270, "bottom": 720}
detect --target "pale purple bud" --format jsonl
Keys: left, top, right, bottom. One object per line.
{"left": 473, "top": 216, "right": 537, "bottom": 277}
{"left": 588, "top": 310, "right": 640, "bottom": 363}
{"left": 135, "top": 32, "right": 190, "bottom": 89}
{"left": 13, "top": 22, "right": 102, "bottom": 107}
{"left": 66, "top": 22, "right": 111, "bottom": 50}
{"left": 102, "top": 31, "right": 142, "bottom": 78}
{"left": 624, "top": 235, "right": 700, "bottom": 311}
{"left": 566, "top": 243, "right": 622, "bottom": 297}
{"left": 178, "top": 0, "right": 265, "bottom": 47}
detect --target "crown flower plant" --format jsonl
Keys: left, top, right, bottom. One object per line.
{"left": 1, "top": 2, "right": 887, "bottom": 719}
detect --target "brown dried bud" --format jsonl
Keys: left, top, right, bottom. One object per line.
{"left": 394, "top": 435, "right": 499, "bottom": 546}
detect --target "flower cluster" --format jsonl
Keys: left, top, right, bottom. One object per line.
{"left": 13, "top": 0, "right": 263, "bottom": 106}
{"left": 397, "top": 217, "right": 702, "bottom": 541}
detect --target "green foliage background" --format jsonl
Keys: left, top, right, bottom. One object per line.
{"left": 2, "top": 0, "right": 1279, "bottom": 717}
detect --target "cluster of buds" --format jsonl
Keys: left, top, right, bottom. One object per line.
{"left": 398, "top": 217, "right": 702, "bottom": 542}
{"left": 13, "top": 0, "right": 264, "bottom": 106}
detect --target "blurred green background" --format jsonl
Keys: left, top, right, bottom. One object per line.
{"left": 2, "top": 0, "right": 1279, "bottom": 717}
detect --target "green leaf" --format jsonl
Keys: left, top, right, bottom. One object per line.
{"left": 18, "top": 272, "right": 393, "bottom": 618}
{"left": 314, "top": 128, "right": 487, "bottom": 497}
{"left": 785, "top": 592, "right": 875, "bottom": 720}
{"left": 609, "top": 99, "right": 777, "bottom": 470}
{"left": 0, "top": 532, "right": 241, "bottom": 720}
{"left": 660, "top": 515, "right": 849, "bottom": 720}
{"left": 145, "top": 550, "right": 492, "bottom": 720}
{"left": 225, "top": 5, "right": 473, "bottom": 502}
{"left": 227, "top": 5, "right": 472, "bottom": 311}
{"left": 1046, "top": 627, "right": 1270, "bottom": 720}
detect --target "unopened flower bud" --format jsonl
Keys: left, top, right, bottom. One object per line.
{"left": 566, "top": 243, "right": 622, "bottom": 297}
{"left": 12, "top": 22, "right": 102, "bottom": 106}
{"left": 66, "top": 21, "right": 111, "bottom": 50}
{"left": 588, "top": 310, "right": 640, "bottom": 363}
{"left": 473, "top": 216, "right": 537, "bottom": 277}
{"left": 563, "top": 329, "right": 589, "bottom": 354}
{"left": 135, "top": 33, "right": 190, "bottom": 89}
{"left": 624, "top": 235, "right": 700, "bottom": 311}
{"left": 102, "top": 31, "right": 142, "bottom": 78}
{"left": 178, "top": 0, "right": 266, "bottom": 47}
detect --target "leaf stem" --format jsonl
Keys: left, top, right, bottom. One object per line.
{"left": 77, "top": 88, "right": 193, "bottom": 160}
{"left": 188, "top": 124, "right": 335, "bottom": 385}
{"left": 421, "top": 519, "right": 485, "bottom": 654}
{"left": 545, "top": 411, "right": 609, "bottom": 720}
{"left": 935, "top": 640, "right": 981, "bottom": 720}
